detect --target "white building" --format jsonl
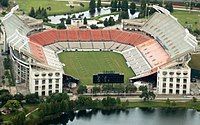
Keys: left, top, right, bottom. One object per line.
{"left": 157, "top": 64, "right": 191, "bottom": 95}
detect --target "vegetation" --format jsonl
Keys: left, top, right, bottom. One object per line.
{"left": 89, "top": 0, "right": 96, "bottom": 15}
{"left": 0, "top": 0, "right": 9, "bottom": 7}
{"left": 3, "top": 56, "right": 14, "bottom": 86}
{"left": 139, "top": 86, "right": 156, "bottom": 101}
{"left": 188, "top": 54, "right": 200, "bottom": 70}
{"left": 15, "top": 0, "right": 89, "bottom": 16}
{"left": 58, "top": 51, "right": 135, "bottom": 85}
{"left": 129, "top": 2, "right": 136, "bottom": 15}
{"left": 28, "top": 7, "right": 48, "bottom": 21}
{"left": 97, "top": 0, "right": 101, "bottom": 12}
{"left": 172, "top": 10, "right": 200, "bottom": 31}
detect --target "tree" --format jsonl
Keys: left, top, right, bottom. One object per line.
{"left": 130, "top": 2, "right": 136, "bottom": 15}
{"left": 83, "top": 17, "right": 87, "bottom": 25}
{"left": 126, "top": 84, "right": 137, "bottom": 93}
{"left": 76, "top": 95, "right": 93, "bottom": 109}
{"left": 103, "top": 18, "right": 109, "bottom": 27}
{"left": 108, "top": 16, "right": 115, "bottom": 26}
{"left": 29, "top": 7, "right": 35, "bottom": 17}
{"left": 14, "top": 93, "right": 24, "bottom": 102}
{"left": 1, "top": 0, "right": 9, "bottom": 7}
{"left": 77, "top": 85, "right": 87, "bottom": 94}
{"left": 139, "top": 86, "right": 155, "bottom": 101}
{"left": 25, "top": 93, "right": 39, "bottom": 104}
{"left": 97, "top": 0, "right": 101, "bottom": 12}
{"left": 119, "top": 11, "right": 129, "bottom": 19}
{"left": 4, "top": 100, "right": 21, "bottom": 111}
{"left": 57, "top": 18, "right": 66, "bottom": 29}
{"left": 121, "top": 0, "right": 128, "bottom": 11}
{"left": 89, "top": 0, "right": 96, "bottom": 15}
{"left": 11, "top": 111, "right": 26, "bottom": 125}
{"left": 66, "top": 16, "right": 71, "bottom": 24}
{"left": 165, "top": 2, "right": 173, "bottom": 12}
{"left": 111, "top": 0, "right": 117, "bottom": 12}
{"left": 90, "top": 24, "right": 99, "bottom": 29}
{"left": 93, "top": 86, "right": 101, "bottom": 94}
{"left": 117, "top": 0, "right": 122, "bottom": 11}
{"left": 113, "top": 84, "right": 124, "bottom": 94}
{"left": 102, "top": 96, "right": 117, "bottom": 108}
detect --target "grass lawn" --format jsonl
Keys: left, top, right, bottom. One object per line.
{"left": 15, "top": 0, "right": 89, "bottom": 15}
{"left": 172, "top": 10, "right": 200, "bottom": 30}
{"left": 58, "top": 51, "right": 135, "bottom": 85}
{"left": 188, "top": 54, "right": 200, "bottom": 70}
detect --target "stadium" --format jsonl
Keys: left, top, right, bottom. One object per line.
{"left": 2, "top": 5, "right": 198, "bottom": 96}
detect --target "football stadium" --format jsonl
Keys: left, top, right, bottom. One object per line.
{"left": 2, "top": 5, "right": 198, "bottom": 96}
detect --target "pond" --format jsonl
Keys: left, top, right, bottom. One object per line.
{"left": 42, "top": 108, "right": 200, "bottom": 125}
{"left": 48, "top": 7, "right": 139, "bottom": 24}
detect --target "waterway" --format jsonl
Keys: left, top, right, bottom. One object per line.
{"left": 43, "top": 108, "right": 200, "bottom": 125}
{"left": 48, "top": 7, "right": 139, "bottom": 24}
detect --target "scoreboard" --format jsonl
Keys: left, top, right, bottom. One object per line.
{"left": 93, "top": 72, "right": 124, "bottom": 84}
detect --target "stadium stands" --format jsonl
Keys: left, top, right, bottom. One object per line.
{"left": 141, "top": 12, "right": 197, "bottom": 58}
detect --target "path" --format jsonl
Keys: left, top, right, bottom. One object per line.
{"left": 25, "top": 108, "right": 39, "bottom": 117}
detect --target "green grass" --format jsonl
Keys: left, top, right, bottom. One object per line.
{"left": 58, "top": 51, "right": 135, "bottom": 85}
{"left": 172, "top": 10, "right": 200, "bottom": 30}
{"left": 188, "top": 54, "right": 200, "bottom": 70}
{"left": 15, "top": 0, "right": 89, "bottom": 15}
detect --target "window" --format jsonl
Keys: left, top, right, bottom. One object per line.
{"left": 42, "top": 73, "right": 46, "bottom": 77}
{"left": 56, "top": 90, "right": 59, "bottom": 93}
{"left": 48, "top": 73, "right": 53, "bottom": 77}
{"left": 42, "top": 79, "right": 45, "bottom": 84}
{"left": 35, "top": 80, "right": 39, "bottom": 85}
{"left": 42, "top": 85, "right": 45, "bottom": 90}
{"left": 49, "top": 79, "right": 52, "bottom": 84}
{"left": 169, "top": 72, "right": 174, "bottom": 75}
{"left": 163, "top": 83, "right": 166, "bottom": 87}
{"left": 183, "top": 72, "right": 188, "bottom": 75}
{"left": 183, "top": 79, "right": 187, "bottom": 83}
{"left": 169, "top": 89, "right": 173, "bottom": 94}
{"left": 55, "top": 79, "right": 59, "bottom": 83}
{"left": 49, "top": 90, "right": 52, "bottom": 95}
{"left": 183, "top": 90, "right": 186, "bottom": 94}
{"left": 35, "top": 86, "right": 38, "bottom": 90}
{"left": 163, "top": 78, "right": 166, "bottom": 82}
{"left": 49, "top": 85, "right": 52, "bottom": 89}
{"left": 176, "top": 72, "right": 181, "bottom": 75}
{"left": 176, "top": 78, "right": 180, "bottom": 83}
{"left": 169, "top": 83, "right": 173, "bottom": 88}
{"left": 42, "top": 91, "right": 45, "bottom": 96}
{"left": 176, "top": 84, "right": 180, "bottom": 88}
{"left": 55, "top": 72, "right": 60, "bottom": 76}
{"left": 170, "top": 78, "right": 173, "bottom": 82}
{"left": 56, "top": 84, "right": 59, "bottom": 88}
{"left": 162, "top": 89, "right": 166, "bottom": 93}
{"left": 183, "top": 85, "right": 187, "bottom": 89}
{"left": 176, "top": 90, "right": 180, "bottom": 94}
{"left": 35, "top": 73, "right": 39, "bottom": 77}
{"left": 162, "top": 71, "right": 167, "bottom": 75}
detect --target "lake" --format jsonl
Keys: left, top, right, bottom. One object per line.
{"left": 43, "top": 108, "right": 200, "bottom": 125}
{"left": 48, "top": 7, "right": 139, "bottom": 24}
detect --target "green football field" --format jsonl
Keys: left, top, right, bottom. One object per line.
{"left": 58, "top": 51, "right": 135, "bottom": 85}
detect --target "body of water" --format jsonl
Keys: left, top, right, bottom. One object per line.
{"left": 43, "top": 108, "right": 200, "bottom": 125}
{"left": 48, "top": 7, "right": 139, "bottom": 24}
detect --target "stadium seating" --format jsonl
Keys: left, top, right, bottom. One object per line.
{"left": 141, "top": 12, "right": 196, "bottom": 58}
{"left": 122, "top": 47, "right": 151, "bottom": 75}
{"left": 68, "top": 30, "right": 79, "bottom": 41}
{"left": 137, "top": 39, "right": 170, "bottom": 68}
{"left": 91, "top": 30, "right": 102, "bottom": 41}
{"left": 78, "top": 30, "right": 91, "bottom": 41}
{"left": 101, "top": 30, "right": 111, "bottom": 41}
